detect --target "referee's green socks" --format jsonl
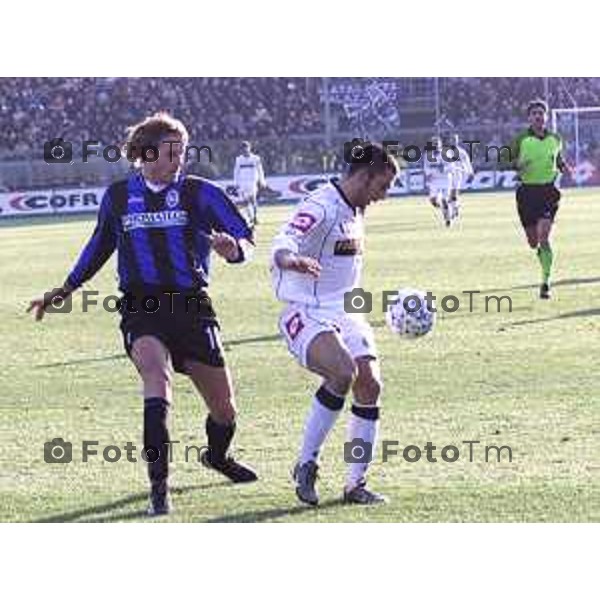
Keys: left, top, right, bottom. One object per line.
{"left": 537, "top": 243, "right": 554, "bottom": 284}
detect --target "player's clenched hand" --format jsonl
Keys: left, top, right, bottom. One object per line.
{"left": 209, "top": 232, "right": 240, "bottom": 261}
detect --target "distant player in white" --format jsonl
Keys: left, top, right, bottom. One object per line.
{"left": 271, "top": 143, "right": 398, "bottom": 506}
{"left": 424, "top": 135, "right": 453, "bottom": 226}
{"left": 233, "top": 141, "right": 266, "bottom": 227}
{"left": 447, "top": 133, "right": 474, "bottom": 225}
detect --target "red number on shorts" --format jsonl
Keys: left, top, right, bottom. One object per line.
{"left": 285, "top": 312, "right": 305, "bottom": 341}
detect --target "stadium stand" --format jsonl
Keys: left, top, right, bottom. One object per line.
{"left": 2, "top": 77, "right": 600, "bottom": 190}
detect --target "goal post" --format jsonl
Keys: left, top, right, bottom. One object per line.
{"left": 551, "top": 105, "right": 600, "bottom": 187}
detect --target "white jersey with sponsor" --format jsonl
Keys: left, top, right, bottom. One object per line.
{"left": 271, "top": 180, "right": 364, "bottom": 310}
{"left": 423, "top": 150, "right": 452, "bottom": 178}
{"left": 234, "top": 153, "right": 265, "bottom": 192}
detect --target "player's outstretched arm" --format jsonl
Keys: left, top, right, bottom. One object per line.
{"left": 27, "top": 190, "right": 116, "bottom": 322}
{"left": 271, "top": 199, "right": 328, "bottom": 277}
{"left": 273, "top": 249, "right": 321, "bottom": 277}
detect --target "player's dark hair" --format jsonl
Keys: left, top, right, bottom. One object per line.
{"left": 527, "top": 99, "right": 549, "bottom": 114}
{"left": 124, "top": 112, "right": 189, "bottom": 161}
{"left": 347, "top": 143, "right": 399, "bottom": 177}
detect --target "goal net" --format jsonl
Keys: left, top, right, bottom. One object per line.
{"left": 551, "top": 106, "right": 600, "bottom": 186}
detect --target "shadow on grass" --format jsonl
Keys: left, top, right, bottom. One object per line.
{"left": 508, "top": 307, "right": 600, "bottom": 328}
{"left": 34, "top": 334, "right": 283, "bottom": 369}
{"left": 34, "top": 353, "right": 127, "bottom": 369}
{"left": 35, "top": 485, "right": 347, "bottom": 523}
{"left": 478, "top": 276, "right": 600, "bottom": 296}
{"left": 224, "top": 333, "right": 281, "bottom": 349}
{"left": 204, "top": 498, "right": 346, "bottom": 523}
{"left": 34, "top": 482, "right": 229, "bottom": 523}
{"left": 369, "top": 304, "right": 533, "bottom": 330}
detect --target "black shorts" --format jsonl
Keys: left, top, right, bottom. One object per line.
{"left": 516, "top": 184, "right": 561, "bottom": 228}
{"left": 119, "top": 288, "right": 225, "bottom": 373}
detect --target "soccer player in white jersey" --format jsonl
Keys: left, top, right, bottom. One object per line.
{"left": 270, "top": 143, "right": 398, "bottom": 506}
{"left": 424, "top": 136, "right": 453, "bottom": 226}
{"left": 233, "top": 141, "right": 266, "bottom": 228}
{"left": 447, "top": 133, "right": 474, "bottom": 225}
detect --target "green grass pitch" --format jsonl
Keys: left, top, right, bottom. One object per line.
{"left": 0, "top": 189, "right": 598, "bottom": 522}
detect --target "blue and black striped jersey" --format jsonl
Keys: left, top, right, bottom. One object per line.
{"left": 66, "top": 172, "right": 253, "bottom": 292}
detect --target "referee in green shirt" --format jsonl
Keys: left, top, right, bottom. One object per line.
{"left": 510, "top": 99, "right": 571, "bottom": 299}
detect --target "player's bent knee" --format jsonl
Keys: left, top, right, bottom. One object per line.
{"left": 354, "top": 376, "right": 382, "bottom": 405}
{"left": 327, "top": 359, "right": 357, "bottom": 397}
{"left": 525, "top": 228, "right": 538, "bottom": 248}
{"left": 142, "top": 364, "right": 172, "bottom": 387}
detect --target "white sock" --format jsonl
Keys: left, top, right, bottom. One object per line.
{"left": 299, "top": 386, "right": 345, "bottom": 465}
{"left": 345, "top": 405, "right": 380, "bottom": 489}
{"left": 449, "top": 198, "right": 459, "bottom": 220}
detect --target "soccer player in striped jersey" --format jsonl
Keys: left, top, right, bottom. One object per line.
{"left": 28, "top": 112, "right": 258, "bottom": 516}
{"left": 271, "top": 143, "right": 398, "bottom": 506}
{"left": 233, "top": 141, "right": 266, "bottom": 228}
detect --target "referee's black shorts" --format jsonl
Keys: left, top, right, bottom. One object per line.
{"left": 516, "top": 183, "right": 561, "bottom": 228}
{"left": 119, "top": 288, "right": 225, "bottom": 373}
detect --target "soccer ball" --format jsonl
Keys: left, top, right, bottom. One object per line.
{"left": 385, "top": 288, "right": 435, "bottom": 339}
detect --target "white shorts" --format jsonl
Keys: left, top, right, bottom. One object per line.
{"left": 428, "top": 174, "right": 451, "bottom": 197}
{"left": 238, "top": 185, "right": 258, "bottom": 202}
{"left": 278, "top": 303, "right": 377, "bottom": 368}
{"left": 449, "top": 172, "right": 464, "bottom": 192}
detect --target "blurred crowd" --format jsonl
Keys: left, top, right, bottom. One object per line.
{"left": 0, "top": 77, "right": 322, "bottom": 160}
{"left": 442, "top": 77, "right": 600, "bottom": 128}
{"left": 2, "top": 77, "right": 600, "bottom": 190}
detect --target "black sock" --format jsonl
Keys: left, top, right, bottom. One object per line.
{"left": 205, "top": 415, "right": 235, "bottom": 464}
{"left": 144, "top": 397, "right": 170, "bottom": 484}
